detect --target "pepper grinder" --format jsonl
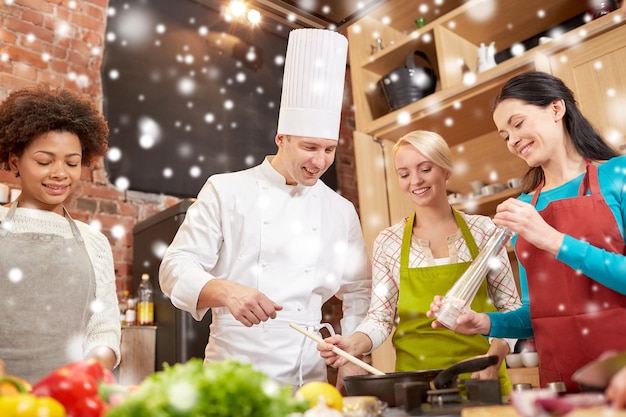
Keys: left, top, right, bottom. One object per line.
{"left": 435, "top": 226, "right": 514, "bottom": 330}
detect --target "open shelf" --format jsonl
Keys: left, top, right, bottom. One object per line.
{"left": 348, "top": 0, "right": 626, "bottom": 258}
{"left": 362, "top": 56, "right": 535, "bottom": 143}
{"left": 452, "top": 187, "right": 522, "bottom": 216}
{"left": 353, "top": 11, "right": 623, "bottom": 145}
{"left": 360, "top": 0, "right": 589, "bottom": 76}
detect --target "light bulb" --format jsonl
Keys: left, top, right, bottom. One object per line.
{"left": 247, "top": 9, "right": 261, "bottom": 24}
{"left": 229, "top": 1, "right": 246, "bottom": 17}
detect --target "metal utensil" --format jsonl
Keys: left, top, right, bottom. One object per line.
{"left": 435, "top": 226, "right": 514, "bottom": 329}
{"left": 288, "top": 322, "right": 385, "bottom": 375}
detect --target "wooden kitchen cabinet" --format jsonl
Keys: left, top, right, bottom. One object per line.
{"left": 543, "top": 22, "right": 626, "bottom": 155}
{"left": 462, "top": 405, "right": 626, "bottom": 417}
{"left": 350, "top": 0, "right": 588, "bottom": 137}
{"left": 347, "top": 0, "right": 626, "bottom": 252}
{"left": 506, "top": 367, "right": 540, "bottom": 388}
{"left": 348, "top": 1, "right": 625, "bottom": 370}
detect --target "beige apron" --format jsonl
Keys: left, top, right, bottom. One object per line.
{"left": 393, "top": 210, "right": 511, "bottom": 394}
{"left": 0, "top": 201, "right": 95, "bottom": 384}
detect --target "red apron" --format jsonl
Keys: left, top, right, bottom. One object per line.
{"left": 516, "top": 162, "right": 626, "bottom": 392}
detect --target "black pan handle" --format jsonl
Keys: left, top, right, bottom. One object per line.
{"left": 433, "top": 355, "right": 498, "bottom": 389}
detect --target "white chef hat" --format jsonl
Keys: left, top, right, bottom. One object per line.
{"left": 277, "top": 28, "right": 348, "bottom": 141}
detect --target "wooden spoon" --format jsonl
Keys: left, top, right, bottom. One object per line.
{"left": 289, "top": 322, "right": 385, "bottom": 376}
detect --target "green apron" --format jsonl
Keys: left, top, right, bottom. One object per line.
{"left": 392, "top": 209, "right": 511, "bottom": 394}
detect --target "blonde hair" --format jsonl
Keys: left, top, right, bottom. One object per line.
{"left": 392, "top": 130, "right": 454, "bottom": 173}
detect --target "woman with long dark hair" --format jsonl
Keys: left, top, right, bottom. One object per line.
{"left": 429, "top": 71, "right": 626, "bottom": 394}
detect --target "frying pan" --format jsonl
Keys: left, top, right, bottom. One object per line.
{"left": 343, "top": 355, "right": 498, "bottom": 406}
{"left": 288, "top": 323, "right": 497, "bottom": 406}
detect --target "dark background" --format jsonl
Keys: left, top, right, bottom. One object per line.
{"left": 102, "top": 0, "right": 293, "bottom": 198}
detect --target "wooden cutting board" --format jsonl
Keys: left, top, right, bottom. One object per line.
{"left": 462, "top": 405, "right": 626, "bottom": 417}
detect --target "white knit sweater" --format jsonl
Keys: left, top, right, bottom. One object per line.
{"left": 0, "top": 205, "right": 121, "bottom": 367}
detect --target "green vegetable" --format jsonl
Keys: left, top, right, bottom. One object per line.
{"left": 105, "top": 359, "right": 308, "bottom": 417}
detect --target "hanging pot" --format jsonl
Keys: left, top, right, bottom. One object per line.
{"left": 378, "top": 50, "right": 437, "bottom": 112}
{"left": 343, "top": 355, "right": 497, "bottom": 406}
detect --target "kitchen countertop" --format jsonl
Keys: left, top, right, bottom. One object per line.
{"left": 381, "top": 404, "right": 626, "bottom": 416}
{"left": 462, "top": 405, "right": 626, "bottom": 416}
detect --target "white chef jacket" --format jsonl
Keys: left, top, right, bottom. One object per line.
{"left": 159, "top": 157, "right": 372, "bottom": 387}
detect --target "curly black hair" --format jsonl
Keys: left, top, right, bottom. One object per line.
{"left": 0, "top": 84, "right": 109, "bottom": 171}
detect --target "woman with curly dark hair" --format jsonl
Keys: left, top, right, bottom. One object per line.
{"left": 0, "top": 85, "right": 121, "bottom": 384}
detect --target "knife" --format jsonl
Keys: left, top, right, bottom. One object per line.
{"left": 572, "top": 351, "right": 626, "bottom": 389}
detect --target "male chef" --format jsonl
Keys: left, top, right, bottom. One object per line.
{"left": 159, "top": 28, "right": 372, "bottom": 389}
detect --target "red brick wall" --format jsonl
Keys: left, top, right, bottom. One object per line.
{"left": 0, "top": 0, "right": 181, "bottom": 295}
{"left": 338, "top": 67, "right": 359, "bottom": 214}
{"left": 0, "top": 1, "right": 360, "bottom": 302}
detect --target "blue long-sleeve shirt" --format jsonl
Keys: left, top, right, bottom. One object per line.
{"left": 487, "top": 155, "right": 626, "bottom": 338}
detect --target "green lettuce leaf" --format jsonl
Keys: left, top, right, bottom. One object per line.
{"left": 106, "top": 359, "right": 308, "bottom": 417}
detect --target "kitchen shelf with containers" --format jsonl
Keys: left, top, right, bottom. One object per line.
{"left": 348, "top": 0, "right": 617, "bottom": 144}
{"left": 348, "top": 0, "right": 625, "bottom": 240}
{"left": 450, "top": 186, "right": 521, "bottom": 216}
{"left": 506, "top": 349, "right": 541, "bottom": 388}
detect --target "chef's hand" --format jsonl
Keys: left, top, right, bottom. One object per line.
{"left": 222, "top": 281, "right": 283, "bottom": 327}
{"left": 493, "top": 198, "right": 564, "bottom": 255}
{"left": 427, "top": 296, "right": 492, "bottom": 335}
{"left": 606, "top": 366, "right": 626, "bottom": 409}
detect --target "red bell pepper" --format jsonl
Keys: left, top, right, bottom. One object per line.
{"left": 31, "top": 359, "right": 115, "bottom": 417}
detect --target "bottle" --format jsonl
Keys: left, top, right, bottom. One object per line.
{"left": 117, "top": 289, "right": 128, "bottom": 326}
{"left": 435, "top": 226, "right": 514, "bottom": 330}
{"left": 125, "top": 298, "right": 137, "bottom": 326}
{"left": 137, "top": 273, "right": 154, "bottom": 325}
{"left": 371, "top": 38, "right": 384, "bottom": 55}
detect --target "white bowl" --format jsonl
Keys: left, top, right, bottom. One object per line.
{"left": 506, "top": 353, "right": 524, "bottom": 368}
{"left": 521, "top": 352, "right": 539, "bottom": 368}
